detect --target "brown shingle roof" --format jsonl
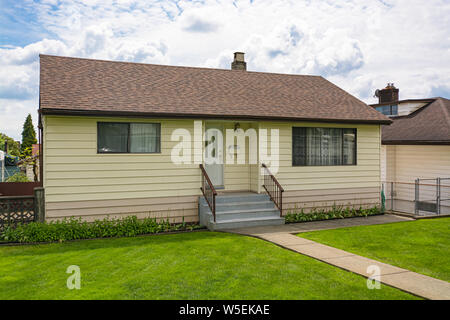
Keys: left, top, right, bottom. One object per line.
{"left": 382, "top": 98, "right": 450, "bottom": 144}
{"left": 39, "top": 55, "right": 391, "bottom": 124}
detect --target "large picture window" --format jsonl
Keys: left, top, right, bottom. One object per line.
{"left": 292, "top": 127, "right": 356, "bottom": 166}
{"left": 97, "top": 122, "right": 161, "bottom": 153}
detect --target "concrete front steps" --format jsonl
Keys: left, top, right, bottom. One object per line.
{"left": 199, "top": 193, "right": 285, "bottom": 231}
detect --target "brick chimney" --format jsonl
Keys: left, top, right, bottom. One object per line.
{"left": 375, "top": 83, "right": 399, "bottom": 104}
{"left": 231, "top": 52, "right": 246, "bottom": 71}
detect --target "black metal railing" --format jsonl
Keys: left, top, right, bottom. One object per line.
{"left": 199, "top": 164, "right": 217, "bottom": 222}
{"left": 262, "top": 164, "right": 284, "bottom": 216}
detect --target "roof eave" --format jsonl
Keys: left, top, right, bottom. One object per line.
{"left": 39, "top": 108, "right": 393, "bottom": 125}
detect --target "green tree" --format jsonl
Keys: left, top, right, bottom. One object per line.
{"left": 20, "top": 114, "right": 37, "bottom": 157}
{"left": 0, "top": 133, "right": 20, "bottom": 156}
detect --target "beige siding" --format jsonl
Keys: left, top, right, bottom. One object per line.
{"left": 283, "top": 187, "right": 380, "bottom": 214}
{"left": 43, "top": 115, "right": 202, "bottom": 221}
{"left": 259, "top": 122, "right": 381, "bottom": 190}
{"left": 43, "top": 116, "right": 383, "bottom": 221}
{"left": 385, "top": 145, "right": 450, "bottom": 214}
{"left": 391, "top": 145, "right": 450, "bottom": 181}
{"left": 45, "top": 196, "right": 199, "bottom": 223}
{"left": 259, "top": 121, "right": 382, "bottom": 213}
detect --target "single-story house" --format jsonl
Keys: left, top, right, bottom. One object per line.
{"left": 38, "top": 53, "right": 391, "bottom": 229}
{"left": 371, "top": 84, "right": 450, "bottom": 215}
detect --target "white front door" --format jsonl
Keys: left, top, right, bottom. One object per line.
{"left": 204, "top": 123, "right": 224, "bottom": 188}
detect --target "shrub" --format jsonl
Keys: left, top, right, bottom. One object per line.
{"left": 284, "top": 205, "right": 381, "bottom": 224}
{"left": 6, "top": 172, "right": 30, "bottom": 182}
{"left": 0, "top": 216, "right": 203, "bottom": 243}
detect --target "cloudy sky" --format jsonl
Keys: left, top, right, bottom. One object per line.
{"left": 0, "top": 0, "right": 449, "bottom": 140}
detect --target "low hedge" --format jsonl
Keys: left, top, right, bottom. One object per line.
{"left": 284, "top": 205, "right": 382, "bottom": 224}
{"left": 0, "top": 216, "right": 203, "bottom": 243}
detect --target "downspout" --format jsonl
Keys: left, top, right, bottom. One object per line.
{"left": 38, "top": 104, "right": 43, "bottom": 187}
{"left": 38, "top": 55, "right": 44, "bottom": 187}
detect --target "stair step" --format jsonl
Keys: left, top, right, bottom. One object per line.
{"left": 208, "top": 216, "right": 285, "bottom": 230}
{"left": 215, "top": 207, "right": 279, "bottom": 215}
{"left": 201, "top": 200, "right": 276, "bottom": 212}
{"left": 198, "top": 193, "right": 285, "bottom": 230}
{"left": 211, "top": 209, "right": 280, "bottom": 222}
{"left": 203, "top": 194, "right": 270, "bottom": 204}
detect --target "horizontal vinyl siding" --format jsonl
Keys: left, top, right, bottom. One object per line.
{"left": 45, "top": 196, "right": 199, "bottom": 223}
{"left": 43, "top": 116, "right": 383, "bottom": 220}
{"left": 43, "top": 116, "right": 202, "bottom": 209}
{"left": 393, "top": 145, "right": 450, "bottom": 181}
{"left": 259, "top": 122, "right": 382, "bottom": 191}
{"left": 386, "top": 145, "right": 450, "bottom": 214}
{"left": 283, "top": 187, "right": 380, "bottom": 214}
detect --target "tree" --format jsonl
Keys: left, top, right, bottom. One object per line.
{"left": 20, "top": 114, "right": 37, "bottom": 157}
{"left": 0, "top": 133, "right": 20, "bottom": 156}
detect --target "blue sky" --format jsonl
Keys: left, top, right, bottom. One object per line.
{"left": 0, "top": 0, "right": 449, "bottom": 140}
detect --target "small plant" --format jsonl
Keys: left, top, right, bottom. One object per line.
{"left": 284, "top": 205, "right": 381, "bottom": 224}
{"left": 6, "top": 172, "right": 30, "bottom": 182}
{"left": 0, "top": 216, "right": 203, "bottom": 243}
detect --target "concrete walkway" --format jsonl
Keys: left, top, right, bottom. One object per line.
{"left": 225, "top": 214, "right": 450, "bottom": 300}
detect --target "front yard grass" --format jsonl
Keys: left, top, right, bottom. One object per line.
{"left": 299, "top": 217, "right": 450, "bottom": 282}
{"left": 0, "top": 231, "right": 417, "bottom": 300}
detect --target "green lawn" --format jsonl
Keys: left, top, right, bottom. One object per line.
{"left": 299, "top": 217, "right": 450, "bottom": 282}
{"left": 0, "top": 231, "right": 417, "bottom": 300}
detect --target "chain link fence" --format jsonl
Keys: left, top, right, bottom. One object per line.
{"left": 382, "top": 178, "right": 450, "bottom": 216}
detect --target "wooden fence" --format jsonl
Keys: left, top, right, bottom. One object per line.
{"left": 0, "top": 182, "right": 42, "bottom": 196}
{"left": 0, "top": 187, "right": 45, "bottom": 231}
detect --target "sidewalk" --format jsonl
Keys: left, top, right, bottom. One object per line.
{"left": 225, "top": 214, "right": 450, "bottom": 300}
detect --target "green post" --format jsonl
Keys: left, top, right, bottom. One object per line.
{"left": 34, "top": 187, "right": 45, "bottom": 223}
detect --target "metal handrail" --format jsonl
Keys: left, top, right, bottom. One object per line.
{"left": 199, "top": 164, "right": 217, "bottom": 222}
{"left": 262, "top": 163, "right": 284, "bottom": 216}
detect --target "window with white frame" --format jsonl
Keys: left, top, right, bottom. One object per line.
{"left": 292, "top": 127, "right": 356, "bottom": 166}
{"left": 97, "top": 122, "right": 161, "bottom": 153}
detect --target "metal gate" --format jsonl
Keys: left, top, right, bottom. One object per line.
{"left": 415, "top": 178, "right": 450, "bottom": 215}
{"left": 382, "top": 178, "right": 450, "bottom": 216}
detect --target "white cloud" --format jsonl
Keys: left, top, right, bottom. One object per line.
{"left": 0, "top": 99, "right": 38, "bottom": 141}
{"left": 1, "top": 0, "right": 450, "bottom": 139}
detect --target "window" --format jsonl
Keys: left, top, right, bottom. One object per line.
{"left": 375, "top": 105, "right": 398, "bottom": 116}
{"left": 292, "top": 127, "right": 356, "bottom": 166}
{"left": 97, "top": 122, "right": 161, "bottom": 153}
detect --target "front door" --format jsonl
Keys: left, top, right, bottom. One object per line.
{"left": 204, "top": 123, "right": 224, "bottom": 188}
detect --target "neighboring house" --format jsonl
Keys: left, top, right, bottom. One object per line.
{"left": 38, "top": 53, "right": 390, "bottom": 229}
{"left": 371, "top": 84, "right": 450, "bottom": 215}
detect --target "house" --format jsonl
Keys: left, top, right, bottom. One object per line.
{"left": 38, "top": 53, "right": 390, "bottom": 229}
{"left": 371, "top": 84, "right": 450, "bottom": 215}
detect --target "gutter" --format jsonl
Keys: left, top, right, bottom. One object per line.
{"left": 39, "top": 108, "right": 393, "bottom": 125}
